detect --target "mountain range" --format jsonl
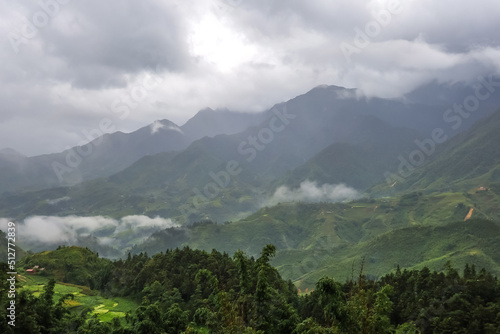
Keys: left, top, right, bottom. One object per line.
{"left": 0, "top": 108, "right": 265, "bottom": 194}
{"left": 2, "top": 82, "right": 500, "bottom": 289}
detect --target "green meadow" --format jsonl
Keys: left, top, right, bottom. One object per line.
{"left": 18, "top": 273, "right": 138, "bottom": 323}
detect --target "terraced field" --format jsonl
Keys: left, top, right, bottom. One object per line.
{"left": 19, "top": 274, "right": 138, "bottom": 323}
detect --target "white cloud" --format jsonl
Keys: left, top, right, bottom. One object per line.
{"left": 1, "top": 215, "right": 178, "bottom": 250}
{"left": 271, "top": 180, "right": 360, "bottom": 204}
{"left": 47, "top": 196, "right": 71, "bottom": 205}
{"left": 150, "top": 120, "right": 165, "bottom": 134}
{"left": 118, "top": 215, "right": 177, "bottom": 232}
{"left": 16, "top": 216, "right": 118, "bottom": 244}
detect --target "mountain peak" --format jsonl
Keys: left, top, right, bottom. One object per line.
{"left": 306, "top": 84, "right": 360, "bottom": 100}
{"left": 310, "top": 84, "right": 349, "bottom": 91}
{"left": 198, "top": 107, "right": 215, "bottom": 114}
{"left": 150, "top": 119, "right": 183, "bottom": 135}
{"left": 193, "top": 107, "right": 234, "bottom": 118}
{"left": 311, "top": 84, "right": 330, "bottom": 90}
{"left": 0, "top": 147, "right": 26, "bottom": 157}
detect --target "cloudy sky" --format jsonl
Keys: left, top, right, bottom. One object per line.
{"left": 1, "top": 0, "right": 499, "bottom": 156}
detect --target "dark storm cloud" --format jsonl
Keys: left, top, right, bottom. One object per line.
{"left": 0, "top": 0, "right": 499, "bottom": 156}
{"left": 10, "top": 1, "right": 189, "bottom": 89}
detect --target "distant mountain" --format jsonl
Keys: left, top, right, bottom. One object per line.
{"left": 0, "top": 109, "right": 265, "bottom": 195}
{"left": 3, "top": 83, "right": 500, "bottom": 222}
{"left": 3, "top": 80, "right": 499, "bottom": 196}
{"left": 5, "top": 81, "right": 500, "bottom": 298}
{"left": 274, "top": 116, "right": 420, "bottom": 191}
{"left": 0, "top": 119, "right": 191, "bottom": 194}
{"left": 0, "top": 148, "right": 25, "bottom": 157}
{"left": 180, "top": 107, "right": 266, "bottom": 140}
{"left": 396, "top": 79, "right": 500, "bottom": 133}
{"left": 0, "top": 149, "right": 53, "bottom": 194}
{"left": 181, "top": 85, "right": 428, "bottom": 182}
{"left": 384, "top": 108, "right": 500, "bottom": 193}
{"left": 0, "top": 89, "right": 429, "bottom": 222}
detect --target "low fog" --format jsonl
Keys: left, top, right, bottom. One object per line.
{"left": 271, "top": 180, "right": 360, "bottom": 204}
{"left": 0, "top": 215, "right": 178, "bottom": 258}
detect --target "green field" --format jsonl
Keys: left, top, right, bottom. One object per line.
{"left": 18, "top": 274, "right": 138, "bottom": 323}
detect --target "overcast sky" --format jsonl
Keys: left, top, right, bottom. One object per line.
{"left": 1, "top": 0, "right": 499, "bottom": 156}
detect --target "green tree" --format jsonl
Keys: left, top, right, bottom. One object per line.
{"left": 315, "top": 276, "right": 344, "bottom": 327}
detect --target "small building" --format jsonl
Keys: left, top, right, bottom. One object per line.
{"left": 26, "top": 265, "right": 41, "bottom": 274}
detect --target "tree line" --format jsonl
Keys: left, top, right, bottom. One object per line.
{"left": 1, "top": 245, "right": 499, "bottom": 333}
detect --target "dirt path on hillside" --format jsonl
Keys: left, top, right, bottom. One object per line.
{"left": 464, "top": 208, "right": 474, "bottom": 221}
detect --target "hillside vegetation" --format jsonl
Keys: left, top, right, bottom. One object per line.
{"left": 373, "top": 108, "right": 500, "bottom": 195}
{"left": 1, "top": 246, "right": 499, "bottom": 333}
{"left": 128, "top": 189, "right": 500, "bottom": 289}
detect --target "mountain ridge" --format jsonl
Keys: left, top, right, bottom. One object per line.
{"left": 0, "top": 108, "right": 265, "bottom": 195}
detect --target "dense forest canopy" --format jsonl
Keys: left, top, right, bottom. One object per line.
{"left": 1, "top": 245, "right": 499, "bottom": 333}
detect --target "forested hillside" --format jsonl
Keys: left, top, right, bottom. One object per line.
{"left": 1, "top": 246, "right": 499, "bottom": 333}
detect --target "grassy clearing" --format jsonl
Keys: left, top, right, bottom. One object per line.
{"left": 19, "top": 274, "right": 138, "bottom": 322}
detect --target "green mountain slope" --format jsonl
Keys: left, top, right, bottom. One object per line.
{"left": 182, "top": 188, "right": 500, "bottom": 254}
{"left": 275, "top": 118, "right": 419, "bottom": 191}
{"left": 130, "top": 188, "right": 500, "bottom": 289}
{"left": 0, "top": 145, "right": 261, "bottom": 222}
{"left": 383, "top": 108, "right": 500, "bottom": 194}
{"left": 277, "top": 218, "right": 500, "bottom": 290}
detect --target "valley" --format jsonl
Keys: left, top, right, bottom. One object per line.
{"left": 3, "top": 84, "right": 500, "bottom": 284}
{"left": 3, "top": 1, "right": 500, "bottom": 331}
{"left": 2, "top": 83, "right": 500, "bottom": 333}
